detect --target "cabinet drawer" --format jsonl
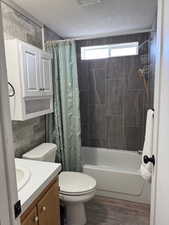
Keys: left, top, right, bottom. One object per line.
{"left": 37, "top": 182, "right": 60, "bottom": 225}
{"left": 22, "top": 207, "right": 38, "bottom": 225}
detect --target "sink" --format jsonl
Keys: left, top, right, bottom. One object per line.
{"left": 16, "top": 165, "right": 31, "bottom": 191}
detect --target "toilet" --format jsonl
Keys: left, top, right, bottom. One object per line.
{"left": 23, "top": 143, "right": 96, "bottom": 225}
{"left": 59, "top": 171, "right": 96, "bottom": 225}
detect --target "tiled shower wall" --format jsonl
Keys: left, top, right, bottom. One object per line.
{"left": 2, "top": 2, "right": 61, "bottom": 157}
{"left": 76, "top": 33, "right": 154, "bottom": 151}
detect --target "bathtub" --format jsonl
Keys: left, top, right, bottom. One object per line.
{"left": 82, "top": 147, "right": 151, "bottom": 203}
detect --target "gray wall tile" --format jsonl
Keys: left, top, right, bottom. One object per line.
{"left": 106, "top": 79, "right": 125, "bottom": 115}
{"left": 88, "top": 105, "right": 106, "bottom": 141}
{"left": 107, "top": 57, "right": 126, "bottom": 79}
{"left": 125, "top": 127, "right": 144, "bottom": 151}
{"left": 89, "top": 69, "right": 106, "bottom": 105}
{"left": 13, "top": 117, "right": 46, "bottom": 157}
{"left": 81, "top": 124, "right": 88, "bottom": 146}
{"left": 80, "top": 91, "right": 89, "bottom": 124}
{"left": 78, "top": 62, "right": 90, "bottom": 91}
{"left": 106, "top": 115, "right": 124, "bottom": 149}
{"left": 124, "top": 90, "right": 145, "bottom": 127}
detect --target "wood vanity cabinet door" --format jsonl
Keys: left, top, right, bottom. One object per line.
{"left": 22, "top": 207, "right": 38, "bottom": 225}
{"left": 37, "top": 182, "right": 60, "bottom": 225}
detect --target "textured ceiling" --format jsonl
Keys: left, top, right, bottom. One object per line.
{"left": 12, "top": 0, "right": 156, "bottom": 38}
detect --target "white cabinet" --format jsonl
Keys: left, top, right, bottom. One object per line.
{"left": 5, "top": 39, "right": 53, "bottom": 121}
{"left": 21, "top": 42, "right": 41, "bottom": 97}
{"left": 40, "top": 52, "right": 53, "bottom": 96}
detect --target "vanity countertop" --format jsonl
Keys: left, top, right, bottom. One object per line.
{"left": 15, "top": 158, "right": 61, "bottom": 213}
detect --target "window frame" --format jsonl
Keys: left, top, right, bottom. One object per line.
{"left": 81, "top": 41, "right": 139, "bottom": 60}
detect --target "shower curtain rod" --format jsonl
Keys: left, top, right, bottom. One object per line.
{"left": 46, "top": 39, "right": 74, "bottom": 44}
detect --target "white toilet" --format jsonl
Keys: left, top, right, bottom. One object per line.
{"left": 23, "top": 143, "right": 96, "bottom": 225}
{"left": 59, "top": 171, "right": 96, "bottom": 225}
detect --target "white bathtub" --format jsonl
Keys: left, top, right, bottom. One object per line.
{"left": 82, "top": 147, "right": 151, "bottom": 203}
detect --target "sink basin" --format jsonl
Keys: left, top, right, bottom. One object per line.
{"left": 16, "top": 165, "right": 31, "bottom": 191}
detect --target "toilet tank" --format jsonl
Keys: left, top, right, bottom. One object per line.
{"left": 22, "top": 143, "right": 57, "bottom": 162}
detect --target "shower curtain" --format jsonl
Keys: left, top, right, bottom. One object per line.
{"left": 46, "top": 40, "right": 82, "bottom": 172}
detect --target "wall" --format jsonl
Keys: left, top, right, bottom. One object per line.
{"left": 43, "top": 25, "right": 62, "bottom": 42}
{"left": 2, "top": 2, "right": 42, "bottom": 48}
{"left": 2, "top": 2, "right": 61, "bottom": 157}
{"left": 76, "top": 33, "right": 154, "bottom": 151}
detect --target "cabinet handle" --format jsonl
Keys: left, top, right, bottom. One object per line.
{"left": 34, "top": 216, "right": 39, "bottom": 223}
{"left": 39, "top": 88, "right": 43, "bottom": 91}
{"left": 42, "top": 206, "right": 46, "bottom": 212}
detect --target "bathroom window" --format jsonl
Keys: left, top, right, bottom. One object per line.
{"left": 81, "top": 42, "right": 139, "bottom": 60}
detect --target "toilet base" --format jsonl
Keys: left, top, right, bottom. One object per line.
{"left": 65, "top": 202, "right": 86, "bottom": 225}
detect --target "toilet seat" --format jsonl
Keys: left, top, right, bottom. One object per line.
{"left": 59, "top": 172, "right": 96, "bottom": 196}
{"left": 60, "top": 187, "right": 96, "bottom": 196}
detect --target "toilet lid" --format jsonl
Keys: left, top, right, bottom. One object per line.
{"left": 59, "top": 172, "right": 96, "bottom": 195}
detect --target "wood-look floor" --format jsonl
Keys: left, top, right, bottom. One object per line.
{"left": 85, "top": 196, "right": 150, "bottom": 225}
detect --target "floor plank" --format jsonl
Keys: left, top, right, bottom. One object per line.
{"left": 86, "top": 196, "right": 150, "bottom": 225}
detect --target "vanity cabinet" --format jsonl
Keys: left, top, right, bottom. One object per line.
{"left": 5, "top": 39, "right": 53, "bottom": 121}
{"left": 37, "top": 181, "right": 60, "bottom": 225}
{"left": 21, "top": 179, "right": 60, "bottom": 225}
{"left": 22, "top": 207, "right": 38, "bottom": 225}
